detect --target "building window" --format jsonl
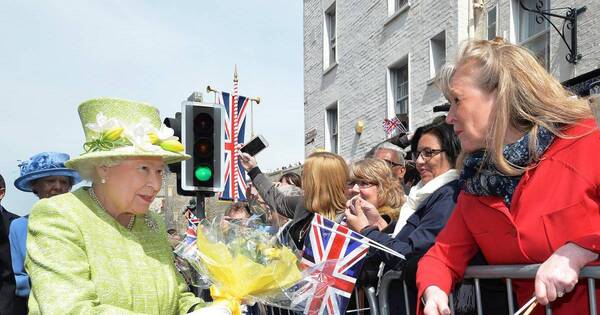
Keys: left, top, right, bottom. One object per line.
{"left": 429, "top": 31, "right": 446, "bottom": 79}
{"left": 323, "top": 3, "right": 337, "bottom": 70}
{"left": 326, "top": 104, "right": 338, "bottom": 153}
{"left": 388, "top": 64, "right": 409, "bottom": 130}
{"left": 396, "top": 0, "right": 409, "bottom": 12}
{"left": 518, "top": 0, "right": 549, "bottom": 67}
{"left": 487, "top": 5, "right": 497, "bottom": 40}
{"left": 388, "top": 0, "right": 409, "bottom": 16}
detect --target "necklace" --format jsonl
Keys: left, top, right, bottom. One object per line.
{"left": 126, "top": 214, "right": 136, "bottom": 230}
{"left": 88, "top": 187, "right": 157, "bottom": 232}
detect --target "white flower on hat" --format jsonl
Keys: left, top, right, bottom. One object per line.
{"left": 124, "top": 118, "right": 160, "bottom": 152}
{"left": 147, "top": 124, "right": 184, "bottom": 153}
{"left": 83, "top": 112, "right": 184, "bottom": 154}
{"left": 86, "top": 113, "right": 121, "bottom": 133}
{"left": 148, "top": 124, "right": 178, "bottom": 144}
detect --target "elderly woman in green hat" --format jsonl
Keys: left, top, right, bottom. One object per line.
{"left": 25, "top": 98, "right": 232, "bottom": 315}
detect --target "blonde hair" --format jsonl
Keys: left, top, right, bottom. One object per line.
{"left": 437, "top": 38, "right": 593, "bottom": 176}
{"left": 302, "top": 152, "right": 348, "bottom": 220}
{"left": 349, "top": 158, "right": 404, "bottom": 220}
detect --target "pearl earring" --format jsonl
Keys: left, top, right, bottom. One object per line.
{"left": 101, "top": 178, "right": 106, "bottom": 184}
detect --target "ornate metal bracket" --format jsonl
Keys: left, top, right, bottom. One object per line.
{"left": 519, "top": 0, "right": 586, "bottom": 64}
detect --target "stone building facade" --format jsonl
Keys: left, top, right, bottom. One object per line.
{"left": 304, "top": 0, "right": 600, "bottom": 160}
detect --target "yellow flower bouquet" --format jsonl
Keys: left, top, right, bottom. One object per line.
{"left": 176, "top": 217, "right": 302, "bottom": 315}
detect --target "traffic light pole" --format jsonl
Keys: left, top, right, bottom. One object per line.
{"left": 194, "top": 192, "right": 208, "bottom": 219}
{"left": 192, "top": 191, "right": 212, "bottom": 301}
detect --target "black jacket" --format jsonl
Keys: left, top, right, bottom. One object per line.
{"left": 0, "top": 206, "right": 17, "bottom": 314}
{"left": 360, "top": 180, "right": 460, "bottom": 271}
{"left": 1, "top": 206, "right": 19, "bottom": 234}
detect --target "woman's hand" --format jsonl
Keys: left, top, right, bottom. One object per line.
{"left": 235, "top": 144, "right": 257, "bottom": 171}
{"left": 344, "top": 198, "right": 370, "bottom": 232}
{"left": 346, "top": 196, "right": 388, "bottom": 230}
{"left": 423, "top": 286, "right": 451, "bottom": 315}
{"left": 534, "top": 242, "right": 598, "bottom": 305}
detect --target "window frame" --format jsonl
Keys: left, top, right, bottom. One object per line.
{"left": 325, "top": 103, "right": 339, "bottom": 153}
{"left": 429, "top": 31, "right": 446, "bottom": 80}
{"left": 487, "top": 5, "right": 498, "bottom": 40}
{"left": 387, "top": 60, "right": 410, "bottom": 133}
{"left": 323, "top": 3, "right": 337, "bottom": 70}
{"left": 517, "top": 0, "right": 550, "bottom": 67}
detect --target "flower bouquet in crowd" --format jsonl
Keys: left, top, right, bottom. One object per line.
{"left": 174, "top": 211, "right": 303, "bottom": 315}
{"left": 175, "top": 209, "right": 397, "bottom": 315}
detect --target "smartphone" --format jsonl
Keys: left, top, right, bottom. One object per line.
{"left": 240, "top": 135, "right": 269, "bottom": 156}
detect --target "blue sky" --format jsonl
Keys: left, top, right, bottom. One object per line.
{"left": 0, "top": 1, "right": 304, "bottom": 215}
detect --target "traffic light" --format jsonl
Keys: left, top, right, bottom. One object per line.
{"left": 163, "top": 112, "right": 182, "bottom": 174}
{"left": 163, "top": 113, "right": 197, "bottom": 196}
{"left": 181, "top": 100, "right": 224, "bottom": 193}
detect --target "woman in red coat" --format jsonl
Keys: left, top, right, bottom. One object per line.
{"left": 417, "top": 38, "right": 600, "bottom": 315}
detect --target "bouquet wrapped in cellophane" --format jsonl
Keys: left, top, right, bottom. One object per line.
{"left": 175, "top": 215, "right": 317, "bottom": 314}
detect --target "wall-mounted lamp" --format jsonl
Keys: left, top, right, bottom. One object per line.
{"left": 355, "top": 120, "right": 365, "bottom": 135}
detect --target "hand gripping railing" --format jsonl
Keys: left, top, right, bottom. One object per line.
{"left": 378, "top": 265, "right": 600, "bottom": 315}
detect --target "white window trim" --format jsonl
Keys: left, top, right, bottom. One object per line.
{"left": 429, "top": 31, "right": 446, "bottom": 80}
{"left": 324, "top": 102, "right": 339, "bottom": 153}
{"left": 387, "top": 0, "right": 410, "bottom": 16}
{"left": 509, "top": 0, "right": 518, "bottom": 43}
{"left": 520, "top": 28, "right": 550, "bottom": 47}
{"left": 514, "top": 0, "right": 550, "bottom": 42}
{"left": 514, "top": 0, "right": 550, "bottom": 66}
{"left": 385, "top": 1, "right": 410, "bottom": 26}
{"left": 487, "top": 5, "right": 498, "bottom": 40}
{"left": 323, "top": 2, "right": 337, "bottom": 71}
{"left": 386, "top": 55, "right": 411, "bottom": 134}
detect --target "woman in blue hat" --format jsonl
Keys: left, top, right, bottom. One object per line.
{"left": 10, "top": 151, "right": 82, "bottom": 315}
{"left": 25, "top": 98, "right": 232, "bottom": 315}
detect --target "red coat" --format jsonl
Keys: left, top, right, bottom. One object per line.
{"left": 416, "top": 119, "right": 600, "bottom": 315}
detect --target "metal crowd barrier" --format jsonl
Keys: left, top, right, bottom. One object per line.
{"left": 378, "top": 264, "right": 600, "bottom": 315}
{"left": 260, "top": 285, "right": 379, "bottom": 315}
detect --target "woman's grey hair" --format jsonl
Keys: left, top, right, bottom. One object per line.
{"left": 71, "top": 157, "right": 125, "bottom": 182}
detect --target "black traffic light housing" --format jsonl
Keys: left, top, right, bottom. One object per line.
{"left": 181, "top": 100, "right": 224, "bottom": 193}
{"left": 163, "top": 112, "right": 197, "bottom": 197}
{"left": 163, "top": 112, "right": 182, "bottom": 174}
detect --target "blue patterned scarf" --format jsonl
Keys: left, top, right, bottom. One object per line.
{"left": 460, "top": 126, "right": 555, "bottom": 207}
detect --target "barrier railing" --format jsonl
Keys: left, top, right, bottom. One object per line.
{"left": 378, "top": 265, "right": 600, "bottom": 315}
{"left": 261, "top": 285, "right": 379, "bottom": 315}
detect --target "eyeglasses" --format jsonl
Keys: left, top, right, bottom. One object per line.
{"left": 412, "top": 149, "right": 444, "bottom": 161}
{"left": 347, "top": 181, "right": 376, "bottom": 189}
{"left": 383, "top": 159, "right": 404, "bottom": 168}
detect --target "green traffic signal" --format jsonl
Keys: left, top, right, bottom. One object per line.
{"left": 194, "top": 166, "right": 212, "bottom": 182}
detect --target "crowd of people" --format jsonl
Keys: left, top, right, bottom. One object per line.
{"left": 0, "top": 38, "right": 599, "bottom": 315}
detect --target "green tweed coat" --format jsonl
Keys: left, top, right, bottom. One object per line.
{"left": 25, "top": 187, "right": 205, "bottom": 314}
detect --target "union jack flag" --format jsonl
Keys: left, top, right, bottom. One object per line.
{"left": 295, "top": 214, "right": 369, "bottom": 315}
{"left": 382, "top": 116, "right": 407, "bottom": 135}
{"left": 177, "top": 211, "right": 201, "bottom": 258}
{"left": 216, "top": 89, "right": 250, "bottom": 201}
{"left": 183, "top": 211, "right": 200, "bottom": 245}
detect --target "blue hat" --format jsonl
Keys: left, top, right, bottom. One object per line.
{"left": 14, "top": 152, "right": 82, "bottom": 192}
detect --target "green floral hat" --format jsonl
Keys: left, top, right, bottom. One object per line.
{"left": 65, "top": 98, "right": 191, "bottom": 170}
